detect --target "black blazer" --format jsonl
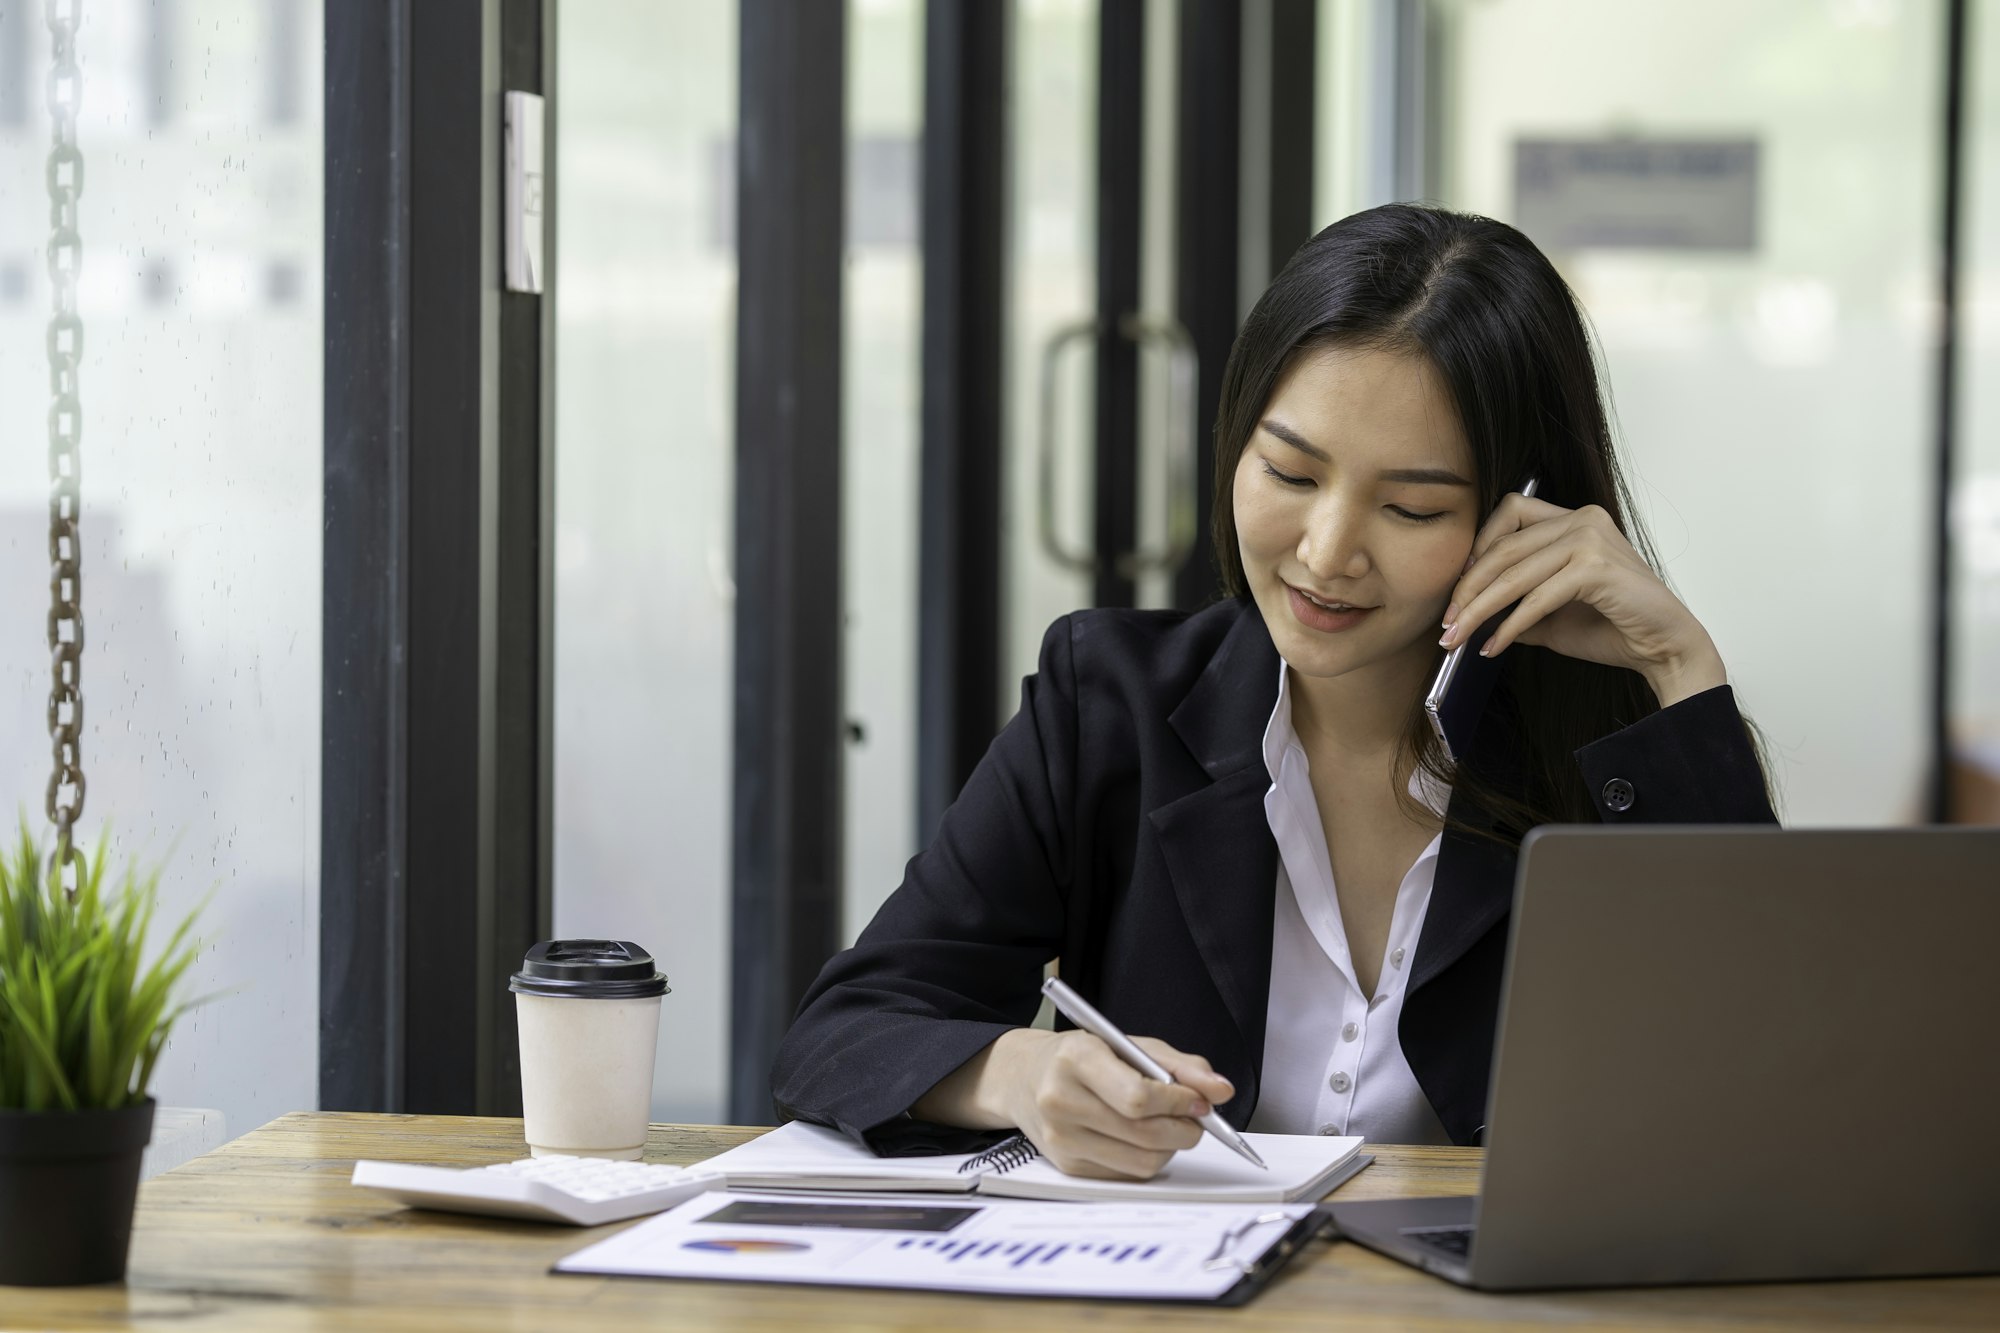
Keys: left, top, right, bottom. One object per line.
{"left": 773, "top": 599, "right": 1777, "bottom": 1152}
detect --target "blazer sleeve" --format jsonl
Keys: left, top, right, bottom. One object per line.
{"left": 1574, "top": 683, "right": 1778, "bottom": 824}
{"left": 769, "top": 617, "right": 1080, "bottom": 1154}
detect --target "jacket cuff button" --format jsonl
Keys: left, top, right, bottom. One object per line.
{"left": 1601, "top": 777, "right": 1636, "bottom": 813}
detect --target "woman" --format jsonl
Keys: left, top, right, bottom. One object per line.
{"left": 773, "top": 204, "right": 1776, "bottom": 1178}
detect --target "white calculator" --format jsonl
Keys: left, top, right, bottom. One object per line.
{"left": 351, "top": 1155, "right": 721, "bottom": 1226}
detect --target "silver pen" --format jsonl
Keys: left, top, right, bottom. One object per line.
{"left": 1040, "top": 976, "right": 1267, "bottom": 1170}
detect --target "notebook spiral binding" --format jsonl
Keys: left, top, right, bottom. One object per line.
{"left": 955, "top": 1133, "right": 1041, "bottom": 1176}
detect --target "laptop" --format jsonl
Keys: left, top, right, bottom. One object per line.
{"left": 1327, "top": 825, "right": 2000, "bottom": 1290}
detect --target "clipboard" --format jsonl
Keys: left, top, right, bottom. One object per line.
{"left": 553, "top": 1175, "right": 1371, "bottom": 1305}
{"left": 1202, "top": 1202, "right": 1346, "bottom": 1308}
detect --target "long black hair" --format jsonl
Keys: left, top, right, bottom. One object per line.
{"left": 1212, "top": 203, "right": 1773, "bottom": 836}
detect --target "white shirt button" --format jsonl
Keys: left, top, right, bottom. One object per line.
{"left": 1316, "top": 1122, "right": 1343, "bottom": 1136}
{"left": 1390, "top": 947, "right": 1406, "bottom": 968}
{"left": 1341, "top": 1022, "right": 1359, "bottom": 1041}
{"left": 1252, "top": 661, "right": 1451, "bottom": 1144}
{"left": 1329, "top": 1071, "right": 1352, "bottom": 1094}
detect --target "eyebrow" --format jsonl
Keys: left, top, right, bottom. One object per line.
{"left": 1258, "top": 417, "right": 1473, "bottom": 487}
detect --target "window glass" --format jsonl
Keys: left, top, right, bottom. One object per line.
{"left": 0, "top": 0, "right": 322, "bottom": 1139}
{"left": 1313, "top": 0, "right": 1393, "bottom": 230}
{"left": 1433, "top": 0, "right": 1942, "bottom": 822}
{"left": 843, "top": 0, "right": 923, "bottom": 936}
{"left": 553, "top": 0, "right": 738, "bottom": 1123}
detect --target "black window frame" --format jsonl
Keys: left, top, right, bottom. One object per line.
{"left": 322, "top": 0, "right": 552, "bottom": 1115}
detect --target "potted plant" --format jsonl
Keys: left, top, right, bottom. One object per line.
{"left": 0, "top": 828, "right": 203, "bottom": 1286}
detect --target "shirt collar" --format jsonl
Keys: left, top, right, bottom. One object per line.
{"left": 1262, "top": 659, "right": 1452, "bottom": 819}
{"left": 1261, "top": 659, "right": 1296, "bottom": 784}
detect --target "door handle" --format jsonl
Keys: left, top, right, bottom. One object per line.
{"left": 1114, "top": 314, "right": 1198, "bottom": 580}
{"left": 1035, "top": 315, "right": 1199, "bottom": 582}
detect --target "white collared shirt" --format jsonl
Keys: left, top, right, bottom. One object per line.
{"left": 1245, "top": 662, "right": 1454, "bottom": 1145}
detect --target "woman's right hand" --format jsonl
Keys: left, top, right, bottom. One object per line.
{"left": 979, "top": 1028, "right": 1235, "bottom": 1179}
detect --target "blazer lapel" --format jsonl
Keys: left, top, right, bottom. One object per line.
{"left": 1410, "top": 809, "right": 1516, "bottom": 996}
{"left": 1410, "top": 691, "right": 1526, "bottom": 996}
{"left": 1150, "top": 769, "right": 1278, "bottom": 1057}
{"left": 1153, "top": 604, "right": 1282, "bottom": 1061}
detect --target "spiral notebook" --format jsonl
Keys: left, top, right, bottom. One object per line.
{"left": 692, "top": 1121, "right": 1370, "bottom": 1204}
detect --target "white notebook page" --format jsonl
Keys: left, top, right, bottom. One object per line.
{"left": 983, "top": 1132, "right": 1363, "bottom": 1202}
{"left": 697, "top": 1122, "right": 982, "bottom": 1185}
{"left": 697, "top": 1122, "right": 1364, "bottom": 1202}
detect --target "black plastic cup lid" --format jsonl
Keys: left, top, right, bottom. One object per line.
{"left": 508, "top": 939, "right": 670, "bottom": 999}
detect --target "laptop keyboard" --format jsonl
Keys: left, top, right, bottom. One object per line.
{"left": 1401, "top": 1224, "right": 1475, "bottom": 1258}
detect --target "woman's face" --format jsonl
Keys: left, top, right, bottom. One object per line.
{"left": 1233, "top": 344, "right": 1480, "bottom": 693}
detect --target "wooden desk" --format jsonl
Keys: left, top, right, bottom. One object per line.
{"left": 6, "top": 1112, "right": 1994, "bottom": 1330}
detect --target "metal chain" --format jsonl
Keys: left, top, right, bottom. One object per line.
{"left": 45, "top": 0, "right": 86, "bottom": 896}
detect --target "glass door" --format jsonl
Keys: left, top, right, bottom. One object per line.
{"left": 551, "top": 1, "right": 739, "bottom": 1125}
{"left": 1003, "top": 0, "right": 1197, "bottom": 695}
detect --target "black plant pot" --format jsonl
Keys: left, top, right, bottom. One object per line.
{"left": 0, "top": 1097, "right": 155, "bottom": 1286}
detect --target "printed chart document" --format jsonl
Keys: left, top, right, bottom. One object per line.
{"left": 693, "top": 1121, "right": 1369, "bottom": 1203}
{"left": 555, "top": 1189, "right": 1323, "bottom": 1303}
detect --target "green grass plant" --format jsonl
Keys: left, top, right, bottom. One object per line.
{"left": 0, "top": 826, "right": 203, "bottom": 1111}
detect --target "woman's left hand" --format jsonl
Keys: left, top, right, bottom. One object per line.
{"left": 1439, "top": 493, "right": 1728, "bottom": 707}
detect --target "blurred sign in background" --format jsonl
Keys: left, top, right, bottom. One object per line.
{"left": 1515, "top": 137, "right": 1759, "bottom": 250}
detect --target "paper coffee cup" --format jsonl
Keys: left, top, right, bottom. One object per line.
{"left": 509, "top": 939, "right": 670, "bottom": 1160}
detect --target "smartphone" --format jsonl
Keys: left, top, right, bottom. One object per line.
{"left": 1424, "top": 478, "right": 1539, "bottom": 764}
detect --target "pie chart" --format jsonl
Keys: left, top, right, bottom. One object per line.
{"left": 682, "top": 1238, "right": 812, "bottom": 1255}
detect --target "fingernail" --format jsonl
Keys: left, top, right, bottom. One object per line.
{"left": 1442, "top": 604, "right": 1458, "bottom": 627}
{"left": 1192, "top": 1101, "right": 1212, "bottom": 1117}
{"left": 1479, "top": 640, "right": 1496, "bottom": 657}
{"left": 1439, "top": 628, "right": 1455, "bottom": 648}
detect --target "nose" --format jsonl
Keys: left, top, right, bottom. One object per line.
{"left": 1297, "top": 496, "right": 1371, "bottom": 582}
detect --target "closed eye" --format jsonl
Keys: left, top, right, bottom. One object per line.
{"left": 1262, "top": 460, "right": 1311, "bottom": 487}
{"left": 1388, "top": 506, "right": 1448, "bottom": 524}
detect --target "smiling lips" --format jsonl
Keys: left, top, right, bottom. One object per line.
{"left": 1286, "top": 582, "right": 1377, "bottom": 632}
{"left": 1291, "top": 583, "right": 1371, "bottom": 612}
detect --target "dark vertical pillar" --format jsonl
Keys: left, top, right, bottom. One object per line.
{"left": 490, "top": 0, "right": 554, "bottom": 1116}
{"left": 1933, "top": 0, "right": 1968, "bottom": 822}
{"left": 731, "top": 0, "right": 847, "bottom": 1123}
{"left": 1173, "top": 0, "right": 1241, "bottom": 611}
{"left": 401, "top": 0, "right": 499, "bottom": 1115}
{"left": 1176, "top": 0, "right": 1313, "bottom": 610}
{"left": 1094, "top": 0, "right": 1145, "bottom": 609}
{"left": 324, "top": 0, "right": 551, "bottom": 1115}
{"left": 1265, "top": 0, "right": 1317, "bottom": 270}
{"left": 532, "top": 0, "right": 560, "bottom": 1087}
{"left": 323, "top": 0, "right": 412, "bottom": 1115}
{"left": 916, "top": 0, "right": 1007, "bottom": 838}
